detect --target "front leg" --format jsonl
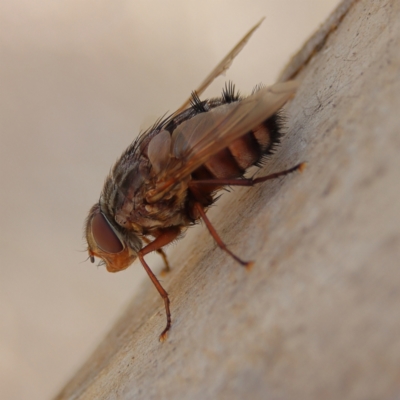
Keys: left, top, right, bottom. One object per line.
{"left": 138, "top": 226, "right": 181, "bottom": 341}
{"left": 142, "top": 236, "right": 171, "bottom": 274}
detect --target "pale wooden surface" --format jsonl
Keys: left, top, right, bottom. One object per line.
{"left": 56, "top": 0, "right": 400, "bottom": 398}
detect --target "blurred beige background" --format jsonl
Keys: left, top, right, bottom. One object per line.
{"left": 0, "top": 1, "right": 338, "bottom": 399}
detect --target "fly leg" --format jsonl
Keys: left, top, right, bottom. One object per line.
{"left": 157, "top": 248, "right": 171, "bottom": 275}
{"left": 193, "top": 202, "right": 254, "bottom": 270}
{"left": 138, "top": 227, "right": 181, "bottom": 341}
{"left": 190, "top": 163, "right": 305, "bottom": 268}
{"left": 142, "top": 236, "right": 171, "bottom": 275}
{"left": 190, "top": 162, "right": 305, "bottom": 188}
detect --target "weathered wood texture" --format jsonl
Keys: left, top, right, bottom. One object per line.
{"left": 56, "top": 0, "right": 400, "bottom": 399}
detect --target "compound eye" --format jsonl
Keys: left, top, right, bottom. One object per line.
{"left": 91, "top": 212, "right": 124, "bottom": 253}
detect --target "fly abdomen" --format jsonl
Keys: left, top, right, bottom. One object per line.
{"left": 188, "top": 113, "right": 282, "bottom": 210}
{"left": 228, "top": 129, "right": 262, "bottom": 170}
{"left": 204, "top": 147, "right": 243, "bottom": 178}
{"left": 201, "top": 113, "right": 281, "bottom": 180}
{"left": 252, "top": 114, "right": 281, "bottom": 154}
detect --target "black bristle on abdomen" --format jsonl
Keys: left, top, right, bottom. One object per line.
{"left": 253, "top": 112, "right": 285, "bottom": 165}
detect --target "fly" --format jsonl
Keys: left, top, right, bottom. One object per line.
{"left": 84, "top": 18, "right": 304, "bottom": 341}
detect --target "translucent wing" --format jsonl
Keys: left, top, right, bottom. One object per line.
{"left": 174, "top": 17, "right": 265, "bottom": 115}
{"left": 147, "top": 80, "right": 298, "bottom": 202}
